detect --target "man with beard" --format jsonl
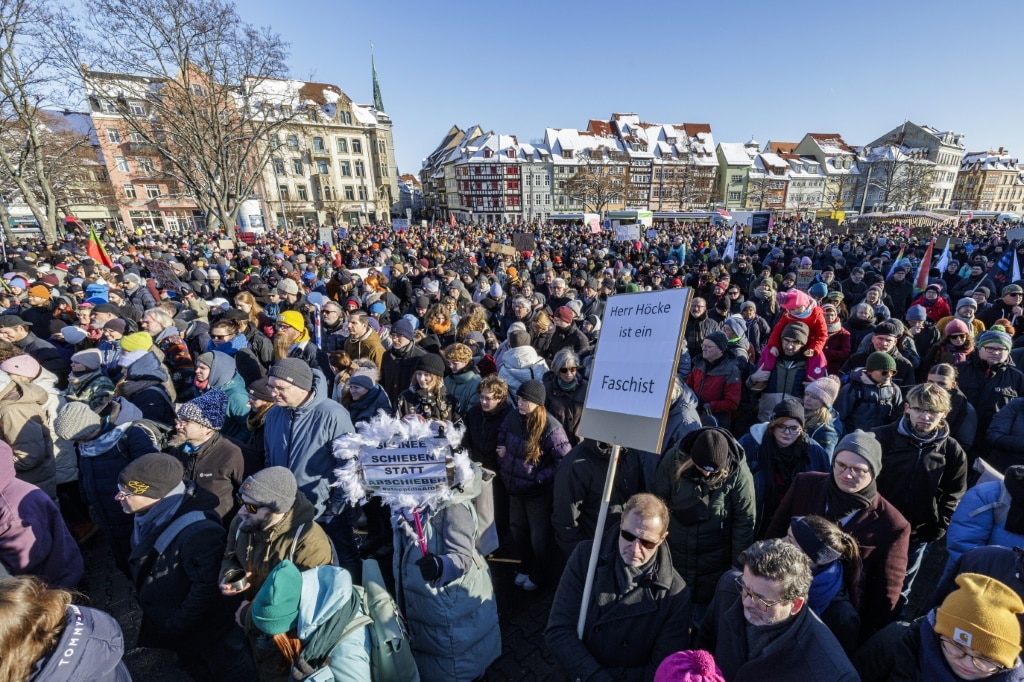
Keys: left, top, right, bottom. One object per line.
{"left": 344, "top": 310, "right": 385, "bottom": 371}
{"left": 380, "top": 318, "right": 426, "bottom": 404}
{"left": 219, "top": 466, "right": 333, "bottom": 671}
{"left": 319, "top": 300, "right": 349, "bottom": 354}
{"left": 684, "top": 297, "right": 720, "bottom": 360}
{"left": 697, "top": 539, "right": 858, "bottom": 680}
{"left": 272, "top": 310, "right": 332, "bottom": 379}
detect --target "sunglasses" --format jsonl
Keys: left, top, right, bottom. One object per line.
{"left": 235, "top": 494, "right": 263, "bottom": 514}
{"left": 558, "top": 367, "right": 578, "bottom": 375}
{"left": 620, "top": 528, "right": 659, "bottom": 550}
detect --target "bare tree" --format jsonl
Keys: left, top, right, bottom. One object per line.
{"left": 858, "top": 146, "right": 935, "bottom": 211}
{"left": 821, "top": 171, "right": 860, "bottom": 211}
{"left": 68, "top": 0, "right": 296, "bottom": 242}
{"left": 0, "top": 0, "right": 88, "bottom": 242}
{"left": 657, "top": 162, "right": 715, "bottom": 210}
{"left": 563, "top": 158, "right": 620, "bottom": 216}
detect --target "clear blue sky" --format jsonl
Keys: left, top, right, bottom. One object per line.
{"left": 244, "top": 0, "right": 1024, "bottom": 176}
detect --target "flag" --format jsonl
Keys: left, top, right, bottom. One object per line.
{"left": 448, "top": 213, "right": 455, "bottom": 228}
{"left": 1014, "top": 250, "right": 1021, "bottom": 284}
{"left": 717, "top": 209, "right": 732, "bottom": 219}
{"left": 987, "top": 249, "right": 1016, "bottom": 294}
{"left": 966, "top": 212, "right": 974, "bottom": 222}
{"left": 722, "top": 226, "right": 737, "bottom": 261}
{"left": 86, "top": 226, "right": 113, "bottom": 269}
{"left": 935, "top": 239, "right": 951, "bottom": 274}
{"left": 886, "top": 244, "right": 906, "bottom": 278}
{"left": 913, "top": 238, "right": 934, "bottom": 295}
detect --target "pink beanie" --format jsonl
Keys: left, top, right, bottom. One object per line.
{"left": 654, "top": 650, "right": 726, "bottom": 682}
{"left": 0, "top": 355, "right": 40, "bottom": 379}
{"left": 778, "top": 289, "right": 812, "bottom": 312}
{"left": 945, "top": 319, "right": 971, "bottom": 338}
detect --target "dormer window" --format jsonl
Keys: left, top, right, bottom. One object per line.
{"left": 507, "top": 149, "right": 516, "bottom": 158}
{"left": 483, "top": 149, "right": 493, "bottom": 158}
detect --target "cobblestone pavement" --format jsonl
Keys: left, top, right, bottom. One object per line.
{"left": 78, "top": 531, "right": 948, "bottom": 681}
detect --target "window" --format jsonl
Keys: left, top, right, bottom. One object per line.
{"left": 312, "top": 137, "right": 325, "bottom": 153}
{"left": 191, "top": 84, "right": 204, "bottom": 96}
{"left": 355, "top": 161, "right": 365, "bottom": 177}
{"left": 128, "top": 101, "right": 145, "bottom": 115}
{"left": 136, "top": 157, "right": 155, "bottom": 174}
{"left": 292, "top": 159, "right": 303, "bottom": 175}
{"left": 297, "top": 185, "right": 308, "bottom": 201}
{"left": 144, "top": 184, "right": 160, "bottom": 199}
{"left": 339, "top": 111, "right": 352, "bottom": 125}
{"left": 286, "top": 135, "right": 299, "bottom": 150}
{"left": 358, "top": 186, "right": 367, "bottom": 201}
{"left": 340, "top": 161, "right": 351, "bottom": 176}
{"left": 381, "top": 164, "right": 388, "bottom": 176}
{"left": 129, "top": 131, "right": 145, "bottom": 144}
{"left": 352, "top": 140, "right": 362, "bottom": 154}
{"left": 316, "top": 160, "right": 329, "bottom": 174}
{"left": 345, "top": 186, "right": 354, "bottom": 200}
{"left": 123, "top": 183, "right": 136, "bottom": 199}
{"left": 279, "top": 185, "right": 289, "bottom": 201}
{"left": 544, "top": 175, "right": 550, "bottom": 185}
{"left": 115, "top": 156, "right": 129, "bottom": 172}
{"left": 104, "top": 101, "right": 117, "bottom": 113}
{"left": 273, "top": 158, "right": 285, "bottom": 175}
{"left": 337, "top": 138, "right": 348, "bottom": 153}
{"left": 107, "top": 128, "right": 121, "bottom": 144}
{"left": 271, "top": 135, "right": 281, "bottom": 150}
{"left": 281, "top": 106, "right": 292, "bottom": 117}
{"left": 545, "top": 195, "right": 550, "bottom": 204}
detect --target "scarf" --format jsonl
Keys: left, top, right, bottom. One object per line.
{"left": 296, "top": 595, "right": 362, "bottom": 673}
{"left": 897, "top": 416, "right": 948, "bottom": 446}
{"left": 118, "top": 349, "right": 148, "bottom": 368}
{"left": 789, "top": 301, "right": 815, "bottom": 320}
{"left": 246, "top": 402, "right": 273, "bottom": 432}
{"left": 205, "top": 333, "right": 247, "bottom": 357}
{"left": 131, "top": 481, "right": 186, "bottom": 547}
{"left": 806, "top": 562, "right": 844, "bottom": 616}
{"left": 557, "top": 376, "right": 578, "bottom": 392}
{"left": 194, "top": 377, "right": 210, "bottom": 392}
{"left": 827, "top": 320, "right": 842, "bottom": 334}
{"left": 77, "top": 422, "right": 133, "bottom": 458}
{"left": 823, "top": 473, "right": 876, "bottom": 522}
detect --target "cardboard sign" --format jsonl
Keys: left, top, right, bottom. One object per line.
{"left": 512, "top": 233, "right": 536, "bottom": 252}
{"left": 217, "top": 239, "right": 234, "bottom": 251}
{"left": 488, "top": 242, "right": 516, "bottom": 257}
{"left": 796, "top": 267, "right": 819, "bottom": 291}
{"left": 578, "top": 287, "right": 691, "bottom": 452}
{"left": 140, "top": 257, "right": 184, "bottom": 293}
{"left": 318, "top": 227, "right": 335, "bottom": 244}
{"left": 359, "top": 438, "right": 451, "bottom": 493}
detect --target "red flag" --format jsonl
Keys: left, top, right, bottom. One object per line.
{"left": 913, "top": 238, "right": 934, "bottom": 295}
{"left": 86, "top": 226, "right": 114, "bottom": 269}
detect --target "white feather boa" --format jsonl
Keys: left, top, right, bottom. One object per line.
{"left": 332, "top": 411, "right": 472, "bottom": 512}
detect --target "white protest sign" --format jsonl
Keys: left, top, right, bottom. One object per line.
{"left": 615, "top": 224, "right": 640, "bottom": 241}
{"left": 579, "top": 287, "right": 691, "bottom": 452}
{"left": 359, "top": 438, "right": 450, "bottom": 492}
{"left": 392, "top": 218, "right": 409, "bottom": 233}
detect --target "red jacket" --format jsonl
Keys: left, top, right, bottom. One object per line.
{"left": 823, "top": 328, "right": 852, "bottom": 375}
{"left": 686, "top": 356, "right": 742, "bottom": 422}
{"left": 765, "top": 305, "right": 828, "bottom": 355}
{"left": 765, "top": 472, "right": 910, "bottom": 635}
{"left": 911, "top": 294, "right": 950, "bottom": 323}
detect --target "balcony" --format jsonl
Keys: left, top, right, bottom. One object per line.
{"left": 126, "top": 141, "right": 159, "bottom": 154}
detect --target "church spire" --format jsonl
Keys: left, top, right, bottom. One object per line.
{"left": 371, "top": 43, "right": 385, "bottom": 112}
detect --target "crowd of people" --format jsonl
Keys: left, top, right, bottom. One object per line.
{"left": 0, "top": 215, "right": 1023, "bottom": 680}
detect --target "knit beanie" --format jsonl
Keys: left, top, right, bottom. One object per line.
{"left": 689, "top": 429, "right": 732, "bottom": 473}
{"left": 935, "top": 573, "right": 1024, "bottom": 669}
{"left": 654, "top": 650, "right": 726, "bottom": 682}
{"left": 905, "top": 305, "right": 928, "bottom": 322}
{"left": 349, "top": 374, "right": 375, "bottom": 392}
{"left": 834, "top": 429, "right": 883, "bottom": 476}
{"left": 61, "top": 325, "right": 88, "bottom": 345}
{"left": 780, "top": 321, "right": 809, "bottom": 345}
{"left": 957, "top": 297, "right": 978, "bottom": 311}
{"left": 71, "top": 349, "right": 103, "bottom": 372}
{"left": 238, "top": 466, "right": 297, "bottom": 514}
{"left": 247, "top": 376, "right": 275, "bottom": 402}
{"left": 789, "top": 517, "right": 841, "bottom": 567}
{"left": 805, "top": 375, "right": 841, "bottom": 409}
{"left": 391, "top": 318, "right": 416, "bottom": 341}
{"left": 417, "top": 353, "right": 445, "bottom": 377}
{"left": 772, "top": 398, "right": 805, "bottom": 426}
{"left": 118, "top": 453, "right": 184, "bottom": 500}
{"left": 251, "top": 560, "right": 303, "bottom": 636}
{"left": 54, "top": 401, "right": 103, "bottom": 441}
{"left": 120, "top": 332, "right": 153, "bottom": 352}
{"left": 177, "top": 389, "right": 228, "bottom": 429}
{"left": 28, "top": 284, "right": 50, "bottom": 300}
{"left": 778, "top": 289, "right": 811, "bottom": 311}
{"left": 517, "top": 379, "right": 546, "bottom": 406}
{"left": 103, "top": 318, "right": 127, "bottom": 335}
{"left": 269, "top": 358, "right": 314, "bottom": 392}
{"left": 723, "top": 315, "right": 747, "bottom": 338}
{"left": 978, "top": 328, "right": 1014, "bottom": 352}
{"left": 865, "top": 351, "right": 897, "bottom": 373}
{"left": 508, "top": 329, "right": 531, "bottom": 349}
{"left": 808, "top": 282, "right": 828, "bottom": 299}
{"left": 0, "top": 355, "right": 40, "bottom": 379}
{"left": 704, "top": 331, "right": 729, "bottom": 353}
{"left": 945, "top": 319, "right": 971, "bottom": 338}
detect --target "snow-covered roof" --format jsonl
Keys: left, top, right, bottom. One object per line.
{"left": 961, "top": 150, "right": 1020, "bottom": 172}
{"left": 808, "top": 133, "right": 855, "bottom": 155}
{"left": 719, "top": 142, "right": 755, "bottom": 167}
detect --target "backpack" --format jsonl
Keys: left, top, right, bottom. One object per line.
{"left": 355, "top": 557, "right": 420, "bottom": 682}
{"left": 132, "top": 418, "right": 174, "bottom": 451}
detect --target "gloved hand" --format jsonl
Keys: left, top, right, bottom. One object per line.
{"left": 416, "top": 553, "right": 443, "bottom": 582}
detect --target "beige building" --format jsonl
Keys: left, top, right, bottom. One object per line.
{"left": 952, "top": 149, "right": 1024, "bottom": 213}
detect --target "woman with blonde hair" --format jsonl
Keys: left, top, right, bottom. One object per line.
{"left": 395, "top": 353, "right": 460, "bottom": 424}
{"left": 0, "top": 575, "right": 130, "bottom": 681}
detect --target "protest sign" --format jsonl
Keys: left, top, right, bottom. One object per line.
{"left": 392, "top": 219, "right": 409, "bottom": 233}
{"left": 140, "top": 257, "right": 184, "bottom": 294}
{"left": 1007, "top": 227, "right": 1024, "bottom": 241}
{"left": 750, "top": 212, "right": 772, "bottom": 236}
{"left": 614, "top": 224, "right": 640, "bottom": 241}
{"left": 579, "top": 287, "right": 691, "bottom": 452}
{"left": 317, "top": 227, "right": 334, "bottom": 244}
{"left": 217, "top": 239, "right": 234, "bottom": 251}
{"left": 487, "top": 242, "right": 517, "bottom": 257}
{"left": 512, "top": 233, "right": 536, "bottom": 252}
{"left": 359, "top": 438, "right": 450, "bottom": 493}
{"left": 796, "top": 267, "right": 818, "bottom": 291}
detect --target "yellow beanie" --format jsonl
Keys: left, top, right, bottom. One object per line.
{"left": 120, "top": 332, "right": 153, "bottom": 352}
{"left": 277, "top": 310, "right": 309, "bottom": 343}
{"left": 935, "top": 573, "right": 1024, "bottom": 668}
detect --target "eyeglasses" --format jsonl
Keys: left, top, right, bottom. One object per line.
{"left": 908, "top": 405, "right": 943, "bottom": 418}
{"left": 235, "top": 494, "right": 263, "bottom": 515}
{"left": 834, "top": 460, "right": 872, "bottom": 478}
{"left": 982, "top": 346, "right": 1009, "bottom": 354}
{"left": 734, "top": 576, "right": 787, "bottom": 611}
{"left": 773, "top": 424, "right": 801, "bottom": 435}
{"left": 728, "top": 290, "right": 740, "bottom": 296}
{"left": 948, "top": 334, "right": 967, "bottom": 340}
{"left": 1008, "top": 293, "right": 1024, "bottom": 298}
{"left": 939, "top": 637, "right": 1005, "bottom": 674}
{"left": 211, "top": 334, "right": 234, "bottom": 341}
{"left": 115, "top": 487, "right": 135, "bottom": 500}
{"left": 558, "top": 367, "right": 578, "bottom": 375}
{"left": 620, "top": 528, "right": 660, "bottom": 550}
{"left": 871, "top": 369, "right": 897, "bottom": 376}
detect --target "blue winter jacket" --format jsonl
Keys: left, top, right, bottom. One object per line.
{"left": 264, "top": 369, "right": 355, "bottom": 516}
{"left": 28, "top": 604, "right": 131, "bottom": 682}
{"left": 944, "top": 479, "right": 1024, "bottom": 571}
{"left": 295, "top": 565, "right": 372, "bottom": 682}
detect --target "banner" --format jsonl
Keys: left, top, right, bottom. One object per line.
{"left": 140, "top": 257, "right": 184, "bottom": 293}
{"left": 359, "top": 439, "right": 450, "bottom": 492}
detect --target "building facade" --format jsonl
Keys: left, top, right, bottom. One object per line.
{"left": 866, "top": 122, "right": 964, "bottom": 209}
{"left": 952, "top": 149, "right": 1024, "bottom": 213}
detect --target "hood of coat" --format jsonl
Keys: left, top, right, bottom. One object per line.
{"left": 204, "top": 350, "right": 238, "bottom": 388}
{"left": 29, "top": 605, "right": 127, "bottom": 682}
{"left": 296, "top": 565, "right": 359, "bottom": 641}
{"left": 0, "top": 378, "right": 49, "bottom": 407}
{"left": 124, "top": 351, "right": 169, "bottom": 383}
{"left": 502, "top": 345, "right": 546, "bottom": 370}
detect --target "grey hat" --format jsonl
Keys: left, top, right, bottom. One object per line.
{"left": 957, "top": 297, "right": 978, "bottom": 311}
{"left": 269, "top": 358, "right": 313, "bottom": 392}
{"left": 54, "top": 401, "right": 102, "bottom": 442}
{"left": 905, "top": 305, "right": 928, "bottom": 322}
{"left": 238, "top": 466, "right": 297, "bottom": 513}
{"left": 391, "top": 318, "right": 416, "bottom": 341}
{"left": 724, "top": 315, "right": 747, "bottom": 337}
{"left": 276, "top": 279, "right": 299, "bottom": 296}
{"left": 834, "top": 429, "right": 883, "bottom": 476}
